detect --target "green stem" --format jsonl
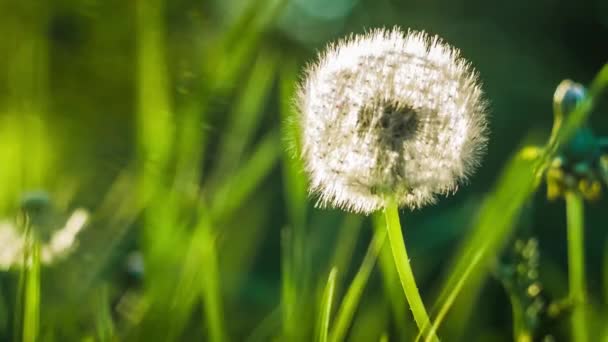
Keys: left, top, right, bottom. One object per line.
{"left": 200, "top": 227, "right": 226, "bottom": 342}
{"left": 566, "top": 192, "right": 587, "bottom": 342}
{"left": 23, "top": 239, "right": 40, "bottom": 342}
{"left": 329, "top": 226, "right": 386, "bottom": 342}
{"left": 318, "top": 268, "right": 338, "bottom": 342}
{"left": 383, "top": 201, "right": 437, "bottom": 341}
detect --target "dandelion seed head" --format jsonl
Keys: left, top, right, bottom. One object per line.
{"left": 297, "top": 27, "right": 488, "bottom": 213}
{"left": 0, "top": 208, "right": 89, "bottom": 269}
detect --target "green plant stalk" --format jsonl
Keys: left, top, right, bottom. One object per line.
{"left": 383, "top": 201, "right": 436, "bottom": 341}
{"left": 566, "top": 192, "right": 587, "bottom": 342}
{"left": 318, "top": 268, "right": 338, "bottom": 342}
{"left": 330, "top": 226, "right": 386, "bottom": 342}
{"left": 422, "top": 249, "right": 483, "bottom": 342}
{"left": 23, "top": 240, "right": 40, "bottom": 342}
{"left": 373, "top": 214, "right": 410, "bottom": 339}
{"left": 95, "top": 285, "right": 114, "bottom": 342}
{"left": 200, "top": 227, "right": 226, "bottom": 342}
{"left": 13, "top": 259, "right": 25, "bottom": 342}
{"left": 509, "top": 293, "right": 532, "bottom": 342}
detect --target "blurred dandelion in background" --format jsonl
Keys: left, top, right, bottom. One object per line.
{"left": 0, "top": 192, "right": 89, "bottom": 269}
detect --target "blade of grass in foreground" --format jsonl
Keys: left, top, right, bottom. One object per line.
{"left": 135, "top": 0, "right": 173, "bottom": 204}
{"left": 318, "top": 268, "right": 338, "bottom": 342}
{"left": 279, "top": 58, "right": 308, "bottom": 230}
{"left": 207, "top": 0, "right": 287, "bottom": 91}
{"left": 281, "top": 228, "right": 298, "bottom": 340}
{"left": 208, "top": 51, "right": 278, "bottom": 187}
{"left": 278, "top": 59, "right": 313, "bottom": 342}
{"left": 330, "top": 226, "right": 386, "bottom": 342}
{"left": 429, "top": 63, "right": 608, "bottom": 339}
{"left": 372, "top": 214, "right": 410, "bottom": 340}
{"left": 281, "top": 226, "right": 311, "bottom": 341}
{"left": 164, "top": 222, "right": 212, "bottom": 341}
{"left": 199, "top": 224, "right": 225, "bottom": 342}
{"left": 328, "top": 215, "right": 364, "bottom": 294}
{"left": 210, "top": 130, "right": 281, "bottom": 222}
{"left": 23, "top": 241, "right": 40, "bottom": 342}
{"left": 13, "top": 258, "right": 25, "bottom": 342}
{"left": 245, "top": 307, "right": 281, "bottom": 342}
{"left": 566, "top": 192, "right": 587, "bottom": 342}
{"left": 95, "top": 285, "right": 115, "bottom": 342}
{"left": 426, "top": 147, "right": 543, "bottom": 340}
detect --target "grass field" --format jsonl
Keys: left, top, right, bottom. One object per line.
{"left": 1, "top": 0, "right": 608, "bottom": 341}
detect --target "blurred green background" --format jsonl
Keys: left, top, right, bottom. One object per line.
{"left": 0, "top": 0, "right": 607, "bottom": 341}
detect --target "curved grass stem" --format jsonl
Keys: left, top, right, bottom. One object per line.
{"left": 384, "top": 201, "right": 437, "bottom": 341}
{"left": 566, "top": 192, "right": 587, "bottom": 342}
{"left": 318, "top": 268, "right": 338, "bottom": 342}
{"left": 329, "top": 225, "right": 386, "bottom": 342}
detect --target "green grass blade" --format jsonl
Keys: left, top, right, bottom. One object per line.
{"left": 174, "top": 101, "right": 207, "bottom": 188}
{"left": 135, "top": 0, "right": 173, "bottom": 201}
{"left": 278, "top": 58, "right": 314, "bottom": 342}
{"left": 281, "top": 223, "right": 313, "bottom": 341}
{"left": 164, "top": 228, "right": 208, "bottom": 340}
{"left": 430, "top": 63, "right": 608, "bottom": 338}
{"left": 429, "top": 147, "right": 542, "bottom": 339}
{"left": 95, "top": 285, "right": 114, "bottom": 342}
{"left": 372, "top": 213, "right": 410, "bottom": 340}
{"left": 281, "top": 228, "right": 298, "bottom": 340}
{"left": 330, "top": 226, "right": 386, "bottom": 342}
{"left": 23, "top": 240, "right": 40, "bottom": 342}
{"left": 279, "top": 58, "right": 308, "bottom": 230}
{"left": 566, "top": 192, "right": 588, "bottom": 342}
{"left": 13, "top": 257, "right": 25, "bottom": 342}
{"left": 317, "top": 268, "right": 338, "bottom": 342}
{"left": 210, "top": 130, "right": 281, "bottom": 222}
{"left": 0, "top": 1, "right": 52, "bottom": 210}
{"left": 206, "top": 0, "right": 287, "bottom": 91}
{"left": 208, "top": 51, "right": 278, "bottom": 187}
{"left": 328, "top": 215, "right": 363, "bottom": 291}
{"left": 199, "top": 225, "right": 226, "bottom": 342}
{"left": 245, "top": 307, "right": 281, "bottom": 342}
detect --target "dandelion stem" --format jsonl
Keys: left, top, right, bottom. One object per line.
{"left": 383, "top": 201, "right": 437, "bottom": 341}
{"left": 566, "top": 192, "right": 587, "bottom": 342}
{"left": 23, "top": 239, "right": 40, "bottom": 342}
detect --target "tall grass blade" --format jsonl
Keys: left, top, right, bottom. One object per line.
{"left": 431, "top": 63, "right": 608, "bottom": 338}
{"left": 328, "top": 215, "right": 364, "bottom": 293}
{"left": 281, "top": 228, "right": 298, "bottom": 340}
{"left": 210, "top": 130, "right": 281, "bottom": 222}
{"left": 279, "top": 58, "right": 308, "bottom": 230}
{"left": 566, "top": 192, "right": 587, "bottom": 342}
{"left": 199, "top": 224, "right": 226, "bottom": 342}
{"left": 429, "top": 147, "right": 542, "bottom": 339}
{"left": 318, "top": 268, "right": 337, "bottom": 342}
{"left": 95, "top": 285, "right": 114, "bottom": 342}
{"left": 208, "top": 51, "right": 278, "bottom": 187}
{"left": 330, "top": 226, "right": 386, "bottom": 342}
{"left": 23, "top": 240, "right": 40, "bottom": 342}
{"left": 372, "top": 214, "right": 410, "bottom": 340}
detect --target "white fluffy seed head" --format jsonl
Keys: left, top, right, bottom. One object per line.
{"left": 297, "top": 27, "right": 489, "bottom": 214}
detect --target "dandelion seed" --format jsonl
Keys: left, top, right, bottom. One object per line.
{"left": 297, "top": 27, "right": 488, "bottom": 213}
